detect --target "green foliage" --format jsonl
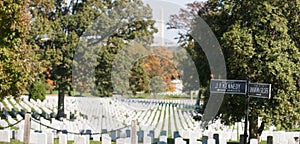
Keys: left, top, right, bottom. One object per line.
{"left": 29, "top": 0, "right": 103, "bottom": 117}
{"left": 130, "top": 60, "right": 149, "bottom": 95}
{"left": 169, "top": 0, "right": 300, "bottom": 140}
{"left": 94, "top": 1, "right": 157, "bottom": 97}
{"left": 29, "top": 0, "right": 156, "bottom": 118}
{"left": 149, "top": 76, "right": 166, "bottom": 96}
{"left": 0, "top": 0, "right": 41, "bottom": 98}
{"left": 28, "top": 77, "right": 46, "bottom": 101}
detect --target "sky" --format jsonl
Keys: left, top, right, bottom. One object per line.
{"left": 143, "top": 0, "right": 206, "bottom": 45}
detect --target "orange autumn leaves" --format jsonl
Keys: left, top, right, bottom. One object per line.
{"left": 141, "top": 46, "right": 179, "bottom": 92}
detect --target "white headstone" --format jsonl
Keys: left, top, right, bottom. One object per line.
{"left": 231, "top": 132, "right": 238, "bottom": 141}
{"left": 74, "top": 135, "right": 87, "bottom": 144}
{"left": 175, "top": 137, "right": 186, "bottom": 144}
{"left": 0, "top": 130, "right": 10, "bottom": 142}
{"left": 68, "top": 134, "right": 75, "bottom": 141}
{"left": 59, "top": 134, "right": 67, "bottom": 144}
{"left": 0, "top": 120, "right": 8, "bottom": 127}
{"left": 250, "top": 139, "right": 258, "bottom": 144}
{"left": 47, "top": 132, "right": 54, "bottom": 144}
{"left": 116, "top": 138, "right": 125, "bottom": 144}
{"left": 273, "top": 131, "right": 285, "bottom": 144}
{"left": 208, "top": 138, "right": 216, "bottom": 144}
{"left": 16, "top": 129, "right": 24, "bottom": 142}
{"left": 143, "top": 135, "right": 152, "bottom": 144}
{"left": 93, "top": 135, "right": 100, "bottom": 141}
{"left": 30, "top": 133, "right": 47, "bottom": 144}
{"left": 159, "top": 135, "right": 168, "bottom": 143}
{"left": 219, "top": 137, "right": 227, "bottom": 144}
{"left": 102, "top": 134, "right": 112, "bottom": 144}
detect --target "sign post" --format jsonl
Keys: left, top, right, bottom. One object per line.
{"left": 244, "top": 80, "right": 250, "bottom": 144}
{"left": 209, "top": 79, "right": 272, "bottom": 144}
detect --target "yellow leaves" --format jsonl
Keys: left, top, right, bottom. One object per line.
{"left": 138, "top": 46, "right": 179, "bottom": 92}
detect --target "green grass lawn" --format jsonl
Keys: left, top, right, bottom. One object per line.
{"left": 0, "top": 138, "right": 267, "bottom": 144}
{"left": 0, "top": 139, "right": 116, "bottom": 144}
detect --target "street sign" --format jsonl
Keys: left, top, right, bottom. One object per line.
{"left": 248, "top": 83, "right": 271, "bottom": 99}
{"left": 210, "top": 79, "right": 247, "bottom": 94}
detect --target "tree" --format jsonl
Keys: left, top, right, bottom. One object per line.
{"left": 149, "top": 76, "right": 166, "bottom": 98}
{"left": 169, "top": 0, "right": 300, "bottom": 142}
{"left": 30, "top": 0, "right": 157, "bottom": 118}
{"left": 173, "top": 49, "right": 200, "bottom": 92}
{"left": 219, "top": 0, "right": 300, "bottom": 141}
{"left": 142, "top": 46, "right": 178, "bottom": 92}
{"left": 41, "top": 67, "right": 56, "bottom": 94}
{"left": 28, "top": 76, "right": 46, "bottom": 101}
{"left": 128, "top": 46, "right": 179, "bottom": 95}
{"left": 30, "top": 0, "right": 104, "bottom": 118}
{"left": 0, "top": 0, "right": 41, "bottom": 99}
{"left": 94, "top": 1, "right": 157, "bottom": 97}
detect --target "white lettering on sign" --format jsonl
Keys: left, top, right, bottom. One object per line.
{"left": 249, "top": 87, "right": 269, "bottom": 94}
{"left": 214, "top": 82, "right": 241, "bottom": 90}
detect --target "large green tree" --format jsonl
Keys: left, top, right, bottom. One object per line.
{"left": 94, "top": 1, "right": 157, "bottom": 97}
{"left": 169, "top": 0, "right": 300, "bottom": 142}
{"left": 30, "top": 0, "right": 156, "bottom": 118}
{"left": 0, "top": 0, "right": 40, "bottom": 98}
{"left": 30, "top": 0, "right": 103, "bottom": 118}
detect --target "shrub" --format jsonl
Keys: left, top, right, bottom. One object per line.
{"left": 28, "top": 77, "right": 46, "bottom": 101}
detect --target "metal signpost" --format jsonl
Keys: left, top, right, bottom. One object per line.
{"left": 210, "top": 79, "right": 272, "bottom": 144}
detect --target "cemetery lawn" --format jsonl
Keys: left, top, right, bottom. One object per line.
{"left": 227, "top": 141, "right": 267, "bottom": 144}
{"left": 0, "top": 139, "right": 119, "bottom": 144}
{"left": 0, "top": 139, "right": 21, "bottom": 144}
{"left": 0, "top": 139, "right": 268, "bottom": 144}
{"left": 53, "top": 139, "right": 118, "bottom": 144}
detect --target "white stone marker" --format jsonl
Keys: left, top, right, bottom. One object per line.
{"left": 0, "top": 130, "right": 10, "bottom": 142}
{"left": 250, "top": 139, "right": 258, "bottom": 144}
{"left": 74, "top": 135, "right": 87, "bottom": 144}
{"left": 116, "top": 138, "right": 125, "bottom": 144}
{"left": 143, "top": 135, "right": 152, "bottom": 144}
{"left": 59, "top": 134, "right": 67, "bottom": 144}
{"left": 208, "top": 138, "right": 216, "bottom": 144}
{"left": 93, "top": 135, "right": 100, "bottom": 141}
{"left": 47, "top": 132, "right": 54, "bottom": 144}
{"left": 159, "top": 135, "right": 168, "bottom": 143}
{"left": 16, "top": 129, "right": 24, "bottom": 142}
{"left": 102, "top": 134, "right": 112, "bottom": 144}
{"left": 219, "top": 137, "right": 227, "bottom": 144}
{"left": 175, "top": 137, "right": 186, "bottom": 144}
{"left": 30, "top": 133, "right": 47, "bottom": 144}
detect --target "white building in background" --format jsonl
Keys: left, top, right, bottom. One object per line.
{"left": 171, "top": 79, "right": 183, "bottom": 94}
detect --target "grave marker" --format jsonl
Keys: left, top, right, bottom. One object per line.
{"left": 23, "top": 113, "right": 31, "bottom": 144}
{"left": 0, "top": 130, "right": 10, "bottom": 142}
{"left": 131, "top": 120, "right": 137, "bottom": 144}
{"left": 102, "top": 134, "right": 111, "bottom": 144}
{"left": 59, "top": 134, "right": 67, "bottom": 144}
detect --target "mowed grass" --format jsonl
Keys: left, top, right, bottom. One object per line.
{"left": 0, "top": 138, "right": 269, "bottom": 144}
{"left": 0, "top": 139, "right": 117, "bottom": 144}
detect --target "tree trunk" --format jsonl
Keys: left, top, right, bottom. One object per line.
{"left": 249, "top": 116, "right": 265, "bottom": 144}
{"left": 68, "top": 85, "right": 73, "bottom": 96}
{"left": 195, "top": 89, "right": 201, "bottom": 106}
{"left": 57, "top": 81, "right": 65, "bottom": 120}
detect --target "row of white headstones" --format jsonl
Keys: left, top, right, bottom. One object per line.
{"left": 0, "top": 96, "right": 299, "bottom": 143}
